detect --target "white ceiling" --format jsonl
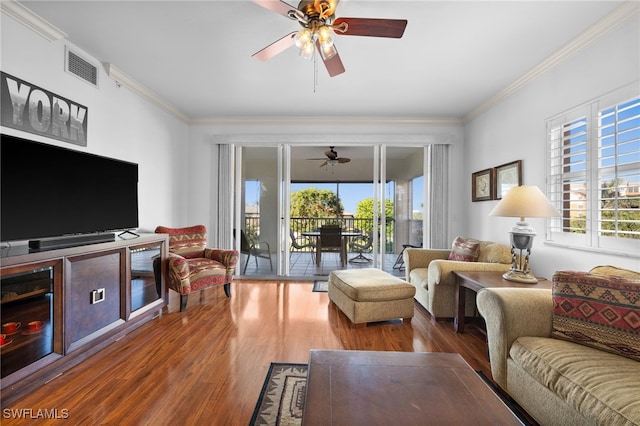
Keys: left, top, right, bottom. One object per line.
{"left": 17, "top": 0, "right": 624, "bottom": 122}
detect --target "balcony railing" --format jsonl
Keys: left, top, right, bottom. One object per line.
{"left": 244, "top": 216, "right": 422, "bottom": 253}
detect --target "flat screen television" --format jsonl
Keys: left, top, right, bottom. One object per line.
{"left": 1, "top": 133, "right": 139, "bottom": 247}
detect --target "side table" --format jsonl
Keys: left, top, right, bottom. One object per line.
{"left": 454, "top": 271, "right": 551, "bottom": 333}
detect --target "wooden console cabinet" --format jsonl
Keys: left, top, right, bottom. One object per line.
{"left": 0, "top": 234, "right": 167, "bottom": 406}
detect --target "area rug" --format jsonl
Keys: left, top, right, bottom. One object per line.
{"left": 250, "top": 363, "right": 532, "bottom": 426}
{"left": 249, "top": 363, "right": 308, "bottom": 426}
{"left": 312, "top": 280, "right": 328, "bottom": 292}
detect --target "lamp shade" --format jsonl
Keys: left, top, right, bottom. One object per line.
{"left": 489, "top": 185, "right": 559, "bottom": 219}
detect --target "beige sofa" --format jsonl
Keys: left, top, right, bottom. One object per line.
{"left": 477, "top": 266, "right": 640, "bottom": 426}
{"left": 403, "top": 239, "right": 512, "bottom": 319}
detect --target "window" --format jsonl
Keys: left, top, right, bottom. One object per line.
{"left": 547, "top": 88, "right": 639, "bottom": 255}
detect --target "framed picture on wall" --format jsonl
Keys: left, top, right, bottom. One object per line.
{"left": 494, "top": 160, "right": 522, "bottom": 199}
{"left": 472, "top": 168, "right": 494, "bottom": 201}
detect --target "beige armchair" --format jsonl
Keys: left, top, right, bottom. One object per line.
{"left": 403, "top": 240, "right": 512, "bottom": 319}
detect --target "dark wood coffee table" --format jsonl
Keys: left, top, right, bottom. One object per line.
{"left": 454, "top": 271, "right": 552, "bottom": 332}
{"left": 301, "top": 350, "right": 523, "bottom": 425}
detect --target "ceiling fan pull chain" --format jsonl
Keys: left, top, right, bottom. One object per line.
{"left": 313, "top": 50, "right": 319, "bottom": 93}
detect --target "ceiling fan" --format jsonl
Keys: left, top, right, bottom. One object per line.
{"left": 307, "top": 147, "right": 351, "bottom": 167}
{"left": 252, "top": 0, "right": 407, "bottom": 77}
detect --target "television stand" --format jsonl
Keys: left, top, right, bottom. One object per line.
{"left": 28, "top": 232, "right": 115, "bottom": 250}
{"left": 1, "top": 233, "right": 168, "bottom": 406}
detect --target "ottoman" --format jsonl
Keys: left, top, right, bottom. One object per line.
{"left": 328, "top": 268, "right": 416, "bottom": 326}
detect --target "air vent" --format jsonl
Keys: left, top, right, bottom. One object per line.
{"left": 65, "top": 48, "right": 98, "bottom": 87}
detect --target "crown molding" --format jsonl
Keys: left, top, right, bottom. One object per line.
{"left": 189, "top": 116, "right": 463, "bottom": 126}
{"left": 463, "top": 0, "right": 640, "bottom": 124}
{"left": 105, "top": 63, "right": 189, "bottom": 122}
{"left": 213, "top": 133, "right": 456, "bottom": 146}
{"left": 1, "top": 0, "right": 66, "bottom": 41}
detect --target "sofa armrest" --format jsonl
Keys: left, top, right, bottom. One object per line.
{"left": 476, "top": 288, "right": 553, "bottom": 390}
{"left": 428, "top": 259, "right": 512, "bottom": 286}
{"left": 403, "top": 248, "right": 450, "bottom": 282}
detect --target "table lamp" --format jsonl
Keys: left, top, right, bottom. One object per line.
{"left": 489, "top": 185, "right": 559, "bottom": 283}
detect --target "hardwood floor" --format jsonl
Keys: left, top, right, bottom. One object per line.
{"left": 2, "top": 280, "right": 494, "bottom": 425}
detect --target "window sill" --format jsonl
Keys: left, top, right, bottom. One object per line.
{"left": 544, "top": 240, "right": 640, "bottom": 259}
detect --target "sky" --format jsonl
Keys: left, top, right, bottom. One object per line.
{"left": 246, "top": 177, "right": 423, "bottom": 215}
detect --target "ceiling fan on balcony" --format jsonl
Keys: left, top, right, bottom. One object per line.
{"left": 307, "top": 146, "right": 351, "bottom": 167}
{"left": 251, "top": 0, "right": 408, "bottom": 77}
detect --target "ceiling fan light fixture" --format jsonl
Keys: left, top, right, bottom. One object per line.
{"left": 252, "top": 0, "right": 407, "bottom": 78}
{"left": 300, "top": 40, "right": 315, "bottom": 60}
{"left": 319, "top": 42, "right": 337, "bottom": 60}
{"left": 294, "top": 28, "right": 313, "bottom": 49}
{"left": 317, "top": 25, "right": 334, "bottom": 47}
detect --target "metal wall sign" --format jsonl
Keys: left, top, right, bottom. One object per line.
{"left": 1, "top": 71, "right": 88, "bottom": 146}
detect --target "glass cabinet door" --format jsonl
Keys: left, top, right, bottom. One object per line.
{"left": 130, "top": 243, "right": 163, "bottom": 313}
{"left": 1, "top": 263, "right": 59, "bottom": 378}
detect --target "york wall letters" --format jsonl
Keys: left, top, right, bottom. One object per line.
{"left": 1, "top": 72, "right": 88, "bottom": 146}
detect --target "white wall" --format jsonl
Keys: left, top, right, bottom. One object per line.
{"left": 1, "top": 14, "right": 190, "bottom": 237}
{"left": 464, "top": 18, "right": 640, "bottom": 278}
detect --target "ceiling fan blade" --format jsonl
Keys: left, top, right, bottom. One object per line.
{"left": 252, "top": 32, "right": 297, "bottom": 62}
{"left": 317, "top": 42, "right": 345, "bottom": 77}
{"left": 337, "top": 158, "right": 351, "bottom": 164}
{"left": 252, "top": 0, "right": 297, "bottom": 18}
{"left": 334, "top": 17, "right": 408, "bottom": 38}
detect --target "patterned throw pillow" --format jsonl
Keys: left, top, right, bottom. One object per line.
{"left": 552, "top": 270, "right": 640, "bottom": 361}
{"left": 448, "top": 237, "right": 480, "bottom": 262}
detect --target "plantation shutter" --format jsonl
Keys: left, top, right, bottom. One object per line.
{"left": 547, "top": 106, "right": 591, "bottom": 245}
{"left": 547, "top": 83, "right": 639, "bottom": 254}
{"left": 597, "top": 97, "right": 640, "bottom": 240}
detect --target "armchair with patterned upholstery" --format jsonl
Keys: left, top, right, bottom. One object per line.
{"left": 155, "top": 225, "right": 238, "bottom": 312}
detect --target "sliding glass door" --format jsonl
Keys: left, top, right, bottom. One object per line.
{"left": 289, "top": 145, "right": 377, "bottom": 276}
{"left": 237, "top": 146, "right": 281, "bottom": 277}
{"left": 234, "top": 144, "right": 426, "bottom": 278}
{"left": 382, "top": 146, "right": 425, "bottom": 271}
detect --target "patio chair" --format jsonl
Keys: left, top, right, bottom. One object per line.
{"left": 234, "top": 229, "right": 273, "bottom": 274}
{"left": 317, "top": 225, "right": 346, "bottom": 267}
{"left": 348, "top": 232, "right": 373, "bottom": 263}
{"left": 290, "top": 229, "right": 315, "bottom": 262}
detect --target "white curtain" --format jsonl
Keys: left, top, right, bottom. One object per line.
{"left": 211, "top": 144, "right": 234, "bottom": 248}
{"left": 426, "top": 144, "right": 449, "bottom": 248}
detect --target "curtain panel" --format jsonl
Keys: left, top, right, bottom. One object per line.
{"left": 211, "top": 143, "right": 234, "bottom": 248}
{"left": 426, "top": 144, "right": 449, "bottom": 248}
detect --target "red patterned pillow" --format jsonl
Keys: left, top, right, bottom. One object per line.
{"left": 448, "top": 237, "right": 480, "bottom": 262}
{"left": 552, "top": 270, "right": 640, "bottom": 361}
